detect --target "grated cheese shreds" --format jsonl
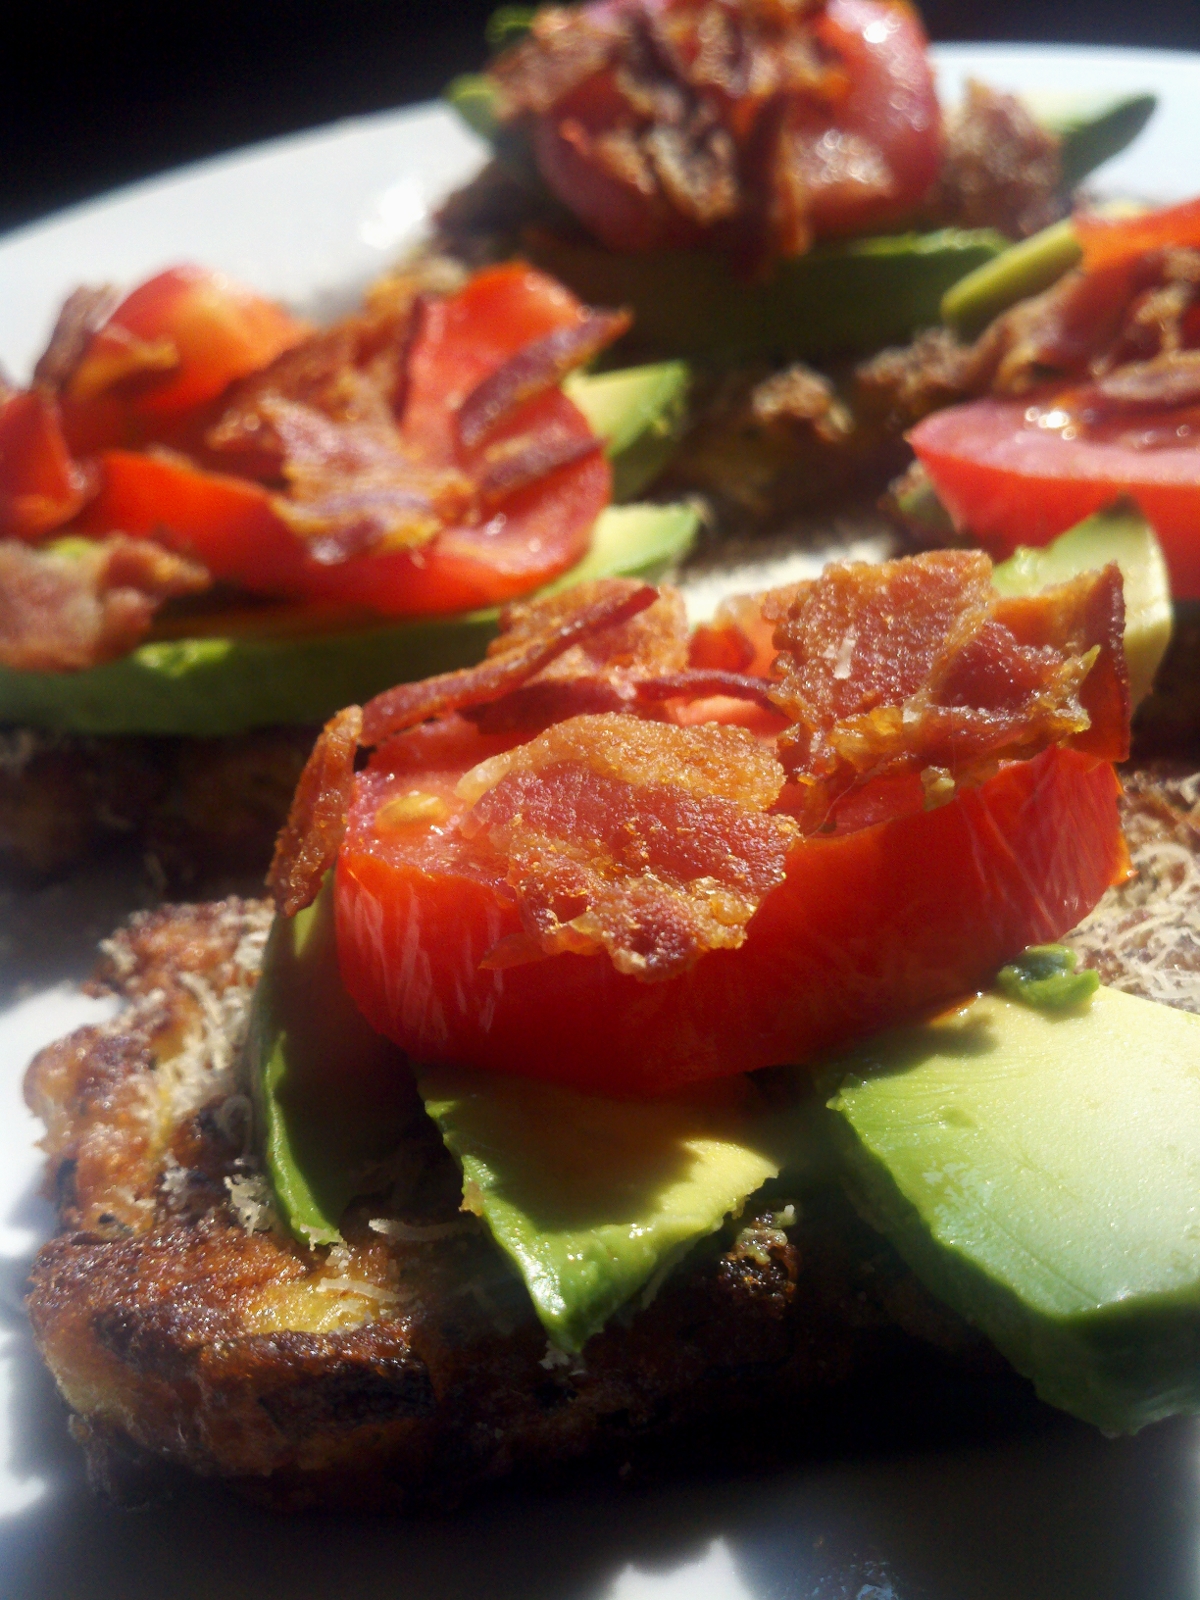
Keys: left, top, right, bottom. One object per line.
{"left": 1065, "top": 768, "right": 1200, "bottom": 1013}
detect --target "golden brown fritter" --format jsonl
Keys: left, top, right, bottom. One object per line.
{"left": 24, "top": 766, "right": 1200, "bottom": 1510}
{"left": 24, "top": 900, "right": 978, "bottom": 1510}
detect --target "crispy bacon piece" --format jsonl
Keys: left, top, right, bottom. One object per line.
{"left": 457, "top": 712, "right": 796, "bottom": 980}
{"left": 266, "top": 705, "right": 363, "bottom": 916}
{"left": 360, "top": 579, "right": 658, "bottom": 745}
{"left": 767, "top": 549, "right": 1129, "bottom": 823}
{"left": 457, "top": 309, "right": 631, "bottom": 448}
{"left": 263, "top": 398, "right": 475, "bottom": 562}
{"left": 0, "top": 535, "right": 209, "bottom": 672}
{"left": 465, "top": 583, "right": 691, "bottom": 732}
{"left": 925, "top": 81, "right": 1063, "bottom": 240}
{"left": 475, "top": 428, "right": 601, "bottom": 505}
{"left": 32, "top": 287, "right": 121, "bottom": 393}
{"left": 205, "top": 268, "right": 454, "bottom": 469}
{"left": 466, "top": 666, "right": 779, "bottom": 735}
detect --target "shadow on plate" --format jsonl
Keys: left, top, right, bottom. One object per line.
{"left": 1, "top": 1279, "right": 1197, "bottom": 1600}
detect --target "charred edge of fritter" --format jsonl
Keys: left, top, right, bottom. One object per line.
{"left": 0, "top": 728, "right": 317, "bottom": 890}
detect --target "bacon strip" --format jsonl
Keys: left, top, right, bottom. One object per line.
{"left": 767, "top": 549, "right": 1129, "bottom": 825}
{"left": 360, "top": 579, "right": 658, "bottom": 746}
{"left": 457, "top": 309, "right": 631, "bottom": 449}
{"left": 458, "top": 713, "right": 796, "bottom": 981}
{"left": 477, "top": 430, "right": 601, "bottom": 505}
{"left": 264, "top": 397, "right": 474, "bottom": 561}
{"left": 267, "top": 705, "right": 363, "bottom": 916}
{"left": 32, "top": 286, "right": 120, "bottom": 392}
{"left": 0, "top": 535, "right": 209, "bottom": 672}
{"left": 466, "top": 668, "right": 779, "bottom": 735}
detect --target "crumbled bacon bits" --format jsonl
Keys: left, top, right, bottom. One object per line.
{"left": 767, "top": 548, "right": 1129, "bottom": 823}
{"left": 0, "top": 535, "right": 209, "bottom": 672}
{"left": 267, "top": 705, "right": 364, "bottom": 916}
{"left": 457, "top": 712, "right": 797, "bottom": 980}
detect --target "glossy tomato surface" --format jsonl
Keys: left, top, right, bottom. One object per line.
{"left": 910, "top": 396, "right": 1200, "bottom": 600}
{"left": 530, "top": 0, "right": 939, "bottom": 254}
{"left": 73, "top": 264, "right": 612, "bottom": 614}
{"left": 336, "top": 719, "right": 1125, "bottom": 1096}
{"left": 70, "top": 266, "right": 309, "bottom": 420}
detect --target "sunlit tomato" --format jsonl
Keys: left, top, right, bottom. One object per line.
{"left": 68, "top": 266, "right": 309, "bottom": 421}
{"left": 0, "top": 391, "right": 93, "bottom": 538}
{"left": 73, "top": 264, "right": 612, "bottom": 614}
{"left": 528, "top": 0, "right": 939, "bottom": 254}
{"left": 335, "top": 720, "right": 1124, "bottom": 1097}
{"left": 1075, "top": 195, "right": 1200, "bottom": 272}
{"left": 803, "top": 0, "right": 942, "bottom": 238}
{"left": 909, "top": 396, "right": 1200, "bottom": 601}
{"left": 76, "top": 450, "right": 308, "bottom": 592}
{"left": 294, "top": 418, "right": 609, "bottom": 615}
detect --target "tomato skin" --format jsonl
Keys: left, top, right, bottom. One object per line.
{"left": 336, "top": 733, "right": 1124, "bottom": 1097}
{"left": 1076, "top": 196, "right": 1200, "bottom": 272}
{"left": 72, "top": 263, "right": 611, "bottom": 612}
{"left": 0, "top": 391, "right": 93, "bottom": 538}
{"left": 76, "top": 450, "right": 309, "bottom": 591}
{"left": 295, "top": 428, "right": 610, "bottom": 615}
{"left": 528, "top": 0, "right": 939, "bottom": 254}
{"left": 909, "top": 396, "right": 1200, "bottom": 600}
{"left": 69, "top": 266, "right": 309, "bottom": 421}
{"left": 805, "top": 0, "right": 941, "bottom": 238}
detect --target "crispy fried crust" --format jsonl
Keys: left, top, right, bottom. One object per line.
{"left": 24, "top": 767, "right": 1200, "bottom": 1509}
{"left": 24, "top": 900, "right": 979, "bottom": 1510}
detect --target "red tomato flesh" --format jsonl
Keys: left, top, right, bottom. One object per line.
{"left": 530, "top": 0, "right": 939, "bottom": 254}
{"left": 72, "top": 263, "right": 611, "bottom": 615}
{"left": 69, "top": 266, "right": 309, "bottom": 420}
{"left": 335, "top": 719, "right": 1124, "bottom": 1097}
{"left": 909, "top": 396, "right": 1200, "bottom": 600}
{"left": 76, "top": 450, "right": 309, "bottom": 592}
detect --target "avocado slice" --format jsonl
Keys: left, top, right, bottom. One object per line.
{"left": 0, "top": 500, "right": 699, "bottom": 736}
{"left": 565, "top": 362, "right": 690, "bottom": 501}
{"left": 941, "top": 217, "right": 1083, "bottom": 338}
{"left": 990, "top": 505, "right": 1173, "bottom": 707}
{"left": 417, "top": 1064, "right": 820, "bottom": 1351}
{"left": 825, "top": 985, "right": 1200, "bottom": 1433}
{"left": 1025, "top": 90, "right": 1158, "bottom": 190}
{"left": 526, "top": 226, "right": 1007, "bottom": 365}
{"left": 245, "top": 875, "right": 416, "bottom": 1247}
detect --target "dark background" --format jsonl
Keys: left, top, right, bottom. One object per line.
{"left": 3, "top": 0, "right": 1199, "bottom": 236}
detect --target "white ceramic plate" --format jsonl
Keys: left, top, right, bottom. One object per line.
{"left": 2, "top": 44, "right": 1199, "bottom": 1600}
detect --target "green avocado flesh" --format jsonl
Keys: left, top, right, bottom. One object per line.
{"left": 990, "top": 506, "right": 1173, "bottom": 707}
{"left": 526, "top": 227, "right": 1006, "bottom": 365}
{"left": 245, "top": 877, "right": 416, "bottom": 1247}
{"left": 565, "top": 361, "right": 690, "bottom": 501}
{"left": 826, "top": 987, "right": 1200, "bottom": 1434}
{"left": 1025, "top": 90, "right": 1158, "bottom": 190}
{"left": 0, "top": 500, "right": 699, "bottom": 736}
{"left": 417, "top": 1064, "right": 817, "bottom": 1351}
{"left": 941, "top": 218, "right": 1082, "bottom": 338}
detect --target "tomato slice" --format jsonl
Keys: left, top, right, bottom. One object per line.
{"left": 805, "top": 0, "right": 942, "bottom": 239}
{"left": 1076, "top": 196, "right": 1200, "bottom": 272}
{"left": 0, "top": 391, "right": 93, "bottom": 538}
{"left": 335, "top": 721, "right": 1124, "bottom": 1097}
{"left": 909, "top": 396, "right": 1200, "bottom": 601}
{"left": 71, "top": 263, "right": 612, "bottom": 613}
{"left": 527, "top": 0, "right": 939, "bottom": 254}
{"left": 68, "top": 266, "right": 309, "bottom": 422}
{"left": 76, "top": 450, "right": 308, "bottom": 592}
